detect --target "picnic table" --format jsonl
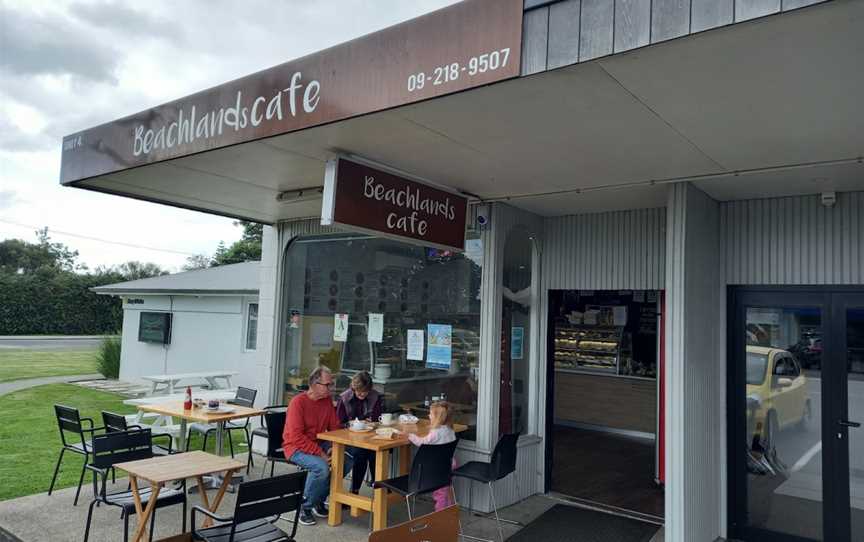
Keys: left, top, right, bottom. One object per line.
{"left": 141, "top": 371, "right": 239, "bottom": 395}
{"left": 115, "top": 451, "right": 244, "bottom": 542}
{"left": 318, "top": 419, "right": 467, "bottom": 531}
{"left": 122, "top": 389, "right": 237, "bottom": 440}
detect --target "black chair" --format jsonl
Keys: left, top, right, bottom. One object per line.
{"left": 373, "top": 439, "right": 459, "bottom": 521}
{"left": 186, "top": 387, "right": 258, "bottom": 458}
{"left": 82, "top": 429, "right": 187, "bottom": 542}
{"left": 259, "top": 410, "right": 290, "bottom": 478}
{"left": 248, "top": 405, "right": 287, "bottom": 474}
{"left": 451, "top": 433, "right": 519, "bottom": 542}
{"left": 49, "top": 404, "right": 105, "bottom": 506}
{"left": 102, "top": 411, "right": 174, "bottom": 456}
{"left": 191, "top": 471, "right": 306, "bottom": 542}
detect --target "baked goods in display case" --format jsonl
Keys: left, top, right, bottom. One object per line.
{"left": 553, "top": 325, "right": 622, "bottom": 374}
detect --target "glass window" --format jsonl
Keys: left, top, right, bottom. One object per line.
{"left": 501, "top": 227, "right": 532, "bottom": 435}
{"left": 280, "top": 233, "right": 482, "bottom": 440}
{"left": 245, "top": 303, "right": 258, "bottom": 351}
{"left": 746, "top": 351, "right": 768, "bottom": 385}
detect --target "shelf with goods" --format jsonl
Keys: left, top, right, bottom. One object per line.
{"left": 553, "top": 324, "right": 622, "bottom": 375}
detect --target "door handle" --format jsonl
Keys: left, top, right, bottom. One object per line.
{"left": 838, "top": 420, "right": 861, "bottom": 428}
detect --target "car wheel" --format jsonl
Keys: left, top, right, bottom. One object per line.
{"left": 797, "top": 399, "right": 813, "bottom": 432}
{"left": 764, "top": 411, "right": 779, "bottom": 451}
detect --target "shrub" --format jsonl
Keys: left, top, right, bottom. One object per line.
{"left": 96, "top": 335, "right": 122, "bottom": 379}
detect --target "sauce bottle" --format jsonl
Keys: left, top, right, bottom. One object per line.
{"left": 184, "top": 386, "right": 193, "bottom": 410}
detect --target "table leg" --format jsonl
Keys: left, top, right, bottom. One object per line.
{"left": 215, "top": 421, "right": 224, "bottom": 456}
{"left": 372, "top": 448, "right": 390, "bottom": 531}
{"left": 129, "top": 476, "right": 161, "bottom": 542}
{"left": 196, "top": 476, "right": 212, "bottom": 527}
{"left": 399, "top": 444, "right": 410, "bottom": 477}
{"left": 327, "top": 442, "right": 346, "bottom": 526}
{"left": 178, "top": 418, "right": 188, "bottom": 451}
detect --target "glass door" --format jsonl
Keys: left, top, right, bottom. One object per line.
{"left": 730, "top": 289, "right": 864, "bottom": 542}
{"left": 832, "top": 293, "right": 864, "bottom": 541}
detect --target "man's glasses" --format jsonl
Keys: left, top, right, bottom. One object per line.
{"left": 317, "top": 381, "right": 334, "bottom": 388}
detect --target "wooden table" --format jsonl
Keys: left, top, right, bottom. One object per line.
{"left": 123, "top": 390, "right": 237, "bottom": 437}
{"left": 115, "top": 451, "right": 244, "bottom": 542}
{"left": 318, "top": 420, "right": 467, "bottom": 531}
{"left": 141, "top": 371, "right": 239, "bottom": 395}
{"left": 136, "top": 401, "right": 264, "bottom": 490}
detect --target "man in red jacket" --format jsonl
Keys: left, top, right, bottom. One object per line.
{"left": 283, "top": 366, "right": 352, "bottom": 526}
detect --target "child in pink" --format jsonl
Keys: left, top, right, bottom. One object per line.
{"left": 408, "top": 401, "right": 457, "bottom": 511}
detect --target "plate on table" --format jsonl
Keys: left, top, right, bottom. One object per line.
{"left": 348, "top": 424, "right": 374, "bottom": 433}
{"left": 205, "top": 406, "right": 235, "bottom": 414}
{"left": 398, "top": 414, "right": 419, "bottom": 424}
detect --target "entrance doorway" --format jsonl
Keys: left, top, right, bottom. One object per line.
{"left": 728, "top": 288, "right": 864, "bottom": 542}
{"left": 545, "top": 289, "right": 664, "bottom": 519}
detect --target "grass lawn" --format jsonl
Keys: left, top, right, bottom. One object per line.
{"left": 0, "top": 383, "right": 240, "bottom": 501}
{"left": 0, "top": 349, "right": 98, "bottom": 382}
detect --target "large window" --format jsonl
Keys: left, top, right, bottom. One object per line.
{"left": 280, "top": 234, "right": 482, "bottom": 440}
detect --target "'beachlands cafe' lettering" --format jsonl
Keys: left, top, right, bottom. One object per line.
{"left": 321, "top": 158, "right": 468, "bottom": 252}
{"left": 133, "top": 74, "right": 320, "bottom": 157}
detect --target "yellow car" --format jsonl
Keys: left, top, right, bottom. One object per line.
{"left": 746, "top": 346, "right": 812, "bottom": 448}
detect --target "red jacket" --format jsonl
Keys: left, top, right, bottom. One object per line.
{"left": 282, "top": 392, "right": 340, "bottom": 459}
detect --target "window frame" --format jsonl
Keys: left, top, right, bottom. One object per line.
{"left": 243, "top": 299, "right": 259, "bottom": 352}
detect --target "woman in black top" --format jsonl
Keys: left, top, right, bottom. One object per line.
{"left": 335, "top": 371, "right": 383, "bottom": 493}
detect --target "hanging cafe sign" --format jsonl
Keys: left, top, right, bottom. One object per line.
{"left": 59, "top": 0, "right": 523, "bottom": 185}
{"left": 321, "top": 158, "right": 468, "bottom": 252}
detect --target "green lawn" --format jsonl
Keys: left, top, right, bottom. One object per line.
{"left": 0, "top": 383, "right": 239, "bottom": 501}
{"left": 0, "top": 349, "right": 98, "bottom": 382}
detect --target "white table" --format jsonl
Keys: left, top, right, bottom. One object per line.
{"left": 141, "top": 371, "right": 239, "bottom": 395}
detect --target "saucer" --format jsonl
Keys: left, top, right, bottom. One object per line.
{"left": 349, "top": 425, "right": 373, "bottom": 433}
{"left": 378, "top": 420, "right": 396, "bottom": 427}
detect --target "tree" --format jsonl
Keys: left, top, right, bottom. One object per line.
{"left": 96, "top": 261, "right": 168, "bottom": 280}
{"left": 183, "top": 254, "right": 211, "bottom": 271}
{"left": 35, "top": 227, "right": 83, "bottom": 272}
{"left": 211, "top": 221, "right": 263, "bottom": 266}
{"left": 0, "top": 229, "right": 82, "bottom": 274}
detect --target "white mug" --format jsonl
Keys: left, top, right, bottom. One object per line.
{"left": 379, "top": 413, "right": 394, "bottom": 425}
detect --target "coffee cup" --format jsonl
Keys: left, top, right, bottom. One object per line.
{"left": 379, "top": 413, "right": 394, "bottom": 425}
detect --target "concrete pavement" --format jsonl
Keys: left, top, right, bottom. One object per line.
{"left": 0, "top": 374, "right": 103, "bottom": 397}
{"left": 0, "top": 336, "right": 106, "bottom": 351}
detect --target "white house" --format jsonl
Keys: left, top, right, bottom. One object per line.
{"left": 92, "top": 262, "right": 261, "bottom": 391}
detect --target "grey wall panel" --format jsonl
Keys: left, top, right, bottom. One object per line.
{"left": 579, "top": 0, "right": 615, "bottom": 61}
{"left": 652, "top": 0, "right": 692, "bottom": 42}
{"left": 522, "top": 7, "right": 550, "bottom": 75}
{"left": 665, "top": 183, "right": 723, "bottom": 541}
{"left": 735, "top": 0, "right": 782, "bottom": 21}
{"left": 614, "top": 0, "right": 652, "bottom": 53}
{"left": 691, "top": 0, "right": 734, "bottom": 32}
{"left": 547, "top": 0, "right": 582, "bottom": 69}
{"left": 722, "top": 192, "right": 864, "bottom": 285}
{"left": 784, "top": 0, "right": 827, "bottom": 10}
{"left": 542, "top": 207, "right": 667, "bottom": 291}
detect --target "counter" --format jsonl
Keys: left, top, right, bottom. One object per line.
{"left": 554, "top": 370, "right": 656, "bottom": 434}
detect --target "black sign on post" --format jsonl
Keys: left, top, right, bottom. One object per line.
{"left": 321, "top": 158, "right": 468, "bottom": 251}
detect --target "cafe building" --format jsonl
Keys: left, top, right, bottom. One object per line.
{"left": 59, "top": 0, "right": 863, "bottom": 540}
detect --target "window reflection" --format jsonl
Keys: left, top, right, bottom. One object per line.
{"left": 281, "top": 234, "right": 482, "bottom": 440}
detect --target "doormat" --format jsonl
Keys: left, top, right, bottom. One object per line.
{"left": 507, "top": 504, "right": 659, "bottom": 542}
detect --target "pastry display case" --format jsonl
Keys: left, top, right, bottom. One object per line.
{"left": 553, "top": 324, "right": 623, "bottom": 375}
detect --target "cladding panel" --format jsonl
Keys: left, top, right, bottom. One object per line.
{"left": 735, "top": 0, "right": 782, "bottom": 21}
{"left": 547, "top": 0, "right": 582, "bottom": 69}
{"left": 652, "top": 0, "right": 692, "bottom": 42}
{"left": 614, "top": 0, "right": 652, "bottom": 52}
{"left": 721, "top": 192, "right": 864, "bottom": 285}
{"left": 579, "top": 0, "right": 615, "bottom": 61}
{"left": 691, "top": 0, "right": 734, "bottom": 32}
{"left": 522, "top": 7, "right": 550, "bottom": 75}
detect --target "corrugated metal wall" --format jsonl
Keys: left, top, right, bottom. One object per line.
{"left": 665, "top": 183, "right": 722, "bottom": 541}
{"left": 521, "top": 0, "right": 829, "bottom": 75}
{"left": 722, "top": 192, "right": 864, "bottom": 285}
{"left": 542, "top": 207, "right": 667, "bottom": 290}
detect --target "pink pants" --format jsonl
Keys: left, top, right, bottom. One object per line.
{"left": 432, "top": 459, "right": 457, "bottom": 511}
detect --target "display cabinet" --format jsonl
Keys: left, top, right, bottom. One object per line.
{"left": 553, "top": 324, "right": 623, "bottom": 375}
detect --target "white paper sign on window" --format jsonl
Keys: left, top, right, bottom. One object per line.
{"left": 334, "top": 313, "right": 349, "bottom": 342}
{"left": 407, "top": 329, "right": 424, "bottom": 360}
{"left": 368, "top": 313, "right": 384, "bottom": 343}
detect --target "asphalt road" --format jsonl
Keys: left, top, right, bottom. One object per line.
{"left": 0, "top": 336, "right": 104, "bottom": 350}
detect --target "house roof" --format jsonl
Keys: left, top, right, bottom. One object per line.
{"left": 92, "top": 261, "right": 260, "bottom": 296}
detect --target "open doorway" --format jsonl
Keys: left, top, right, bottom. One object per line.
{"left": 545, "top": 289, "right": 665, "bottom": 519}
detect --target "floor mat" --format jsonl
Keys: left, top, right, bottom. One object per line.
{"left": 507, "top": 504, "right": 659, "bottom": 542}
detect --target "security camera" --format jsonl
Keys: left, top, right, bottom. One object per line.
{"left": 475, "top": 204, "right": 490, "bottom": 228}
{"left": 821, "top": 192, "right": 836, "bottom": 208}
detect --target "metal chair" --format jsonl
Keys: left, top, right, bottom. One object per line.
{"left": 373, "top": 439, "right": 459, "bottom": 521}
{"left": 48, "top": 404, "right": 105, "bottom": 506}
{"left": 191, "top": 471, "right": 306, "bottom": 542}
{"left": 247, "top": 404, "right": 287, "bottom": 474}
{"left": 451, "top": 433, "right": 520, "bottom": 542}
{"left": 102, "top": 411, "right": 174, "bottom": 456}
{"left": 186, "top": 387, "right": 257, "bottom": 458}
{"left": 82, "top": 429, "right": 187, "bottom": 542}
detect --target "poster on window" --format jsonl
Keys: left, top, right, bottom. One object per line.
{"left": 426, "top": 324, "right": 452, "bottom": 370}
{"left": 407, "top": 329, "right": 425, "bottom": 361}
{"left": 368, "top": 313, "right": 384, "bottom": 343}
{"left": 334, "top": 313, "right": 349, "bottom": 342}
{"left": 511, "top": 326, "right": 524, "bottom": 360}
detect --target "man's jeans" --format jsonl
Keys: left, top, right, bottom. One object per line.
{"left": 290, "top": 442, "right": 354, "bottom": 511}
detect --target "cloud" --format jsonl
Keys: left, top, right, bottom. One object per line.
{"left": 0, "top": 189, "right": 21, "bottom": 211}
{"left": 68, "top": 1, "right": 186, "bottom": 44}
{"left": 0, "top": 5, "right": 120, "bottom": 83}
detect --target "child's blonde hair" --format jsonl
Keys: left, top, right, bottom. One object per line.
{"left": 430, "top": 400, "right": 453, "bottom": 427}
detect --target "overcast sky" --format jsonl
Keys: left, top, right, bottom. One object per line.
{"left": 0, "top": 0, "right": 459, "bottom": 272}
